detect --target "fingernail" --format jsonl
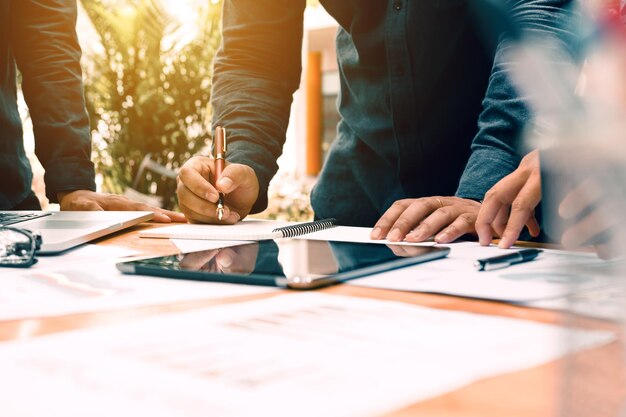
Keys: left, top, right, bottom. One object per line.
{"left": 371, "top": 227, "right": 382, "bottom": 240}
{"left": 410, "top": 226, "right": 425, "bottom": 241}
{"left": 217, "top": 177, "right": 233, "bottom": 191}
{"left": 388, "top": 229, "right": 403, "bottom": 242}
{"left": 435, "top": 233, "right": 449, "bottom": 243}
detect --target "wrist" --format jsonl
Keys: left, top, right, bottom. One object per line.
{"left": 57, "top": 189, "right": 88, "bottom": 205}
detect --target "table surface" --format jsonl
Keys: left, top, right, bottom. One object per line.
{"left": 1, "top": 223, "right": 623, "bottom": 417}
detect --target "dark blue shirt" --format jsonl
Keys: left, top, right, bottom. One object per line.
{"left": 0, "top": 0, "right": 95, "bottom": 209}
{"left": 212, "top": 0, "right": 573, "bottom": 226}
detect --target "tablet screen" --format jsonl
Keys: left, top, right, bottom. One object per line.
{"left": 118, "top": 240, "right": 449, "bottom": 289}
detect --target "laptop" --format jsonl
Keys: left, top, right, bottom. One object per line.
{"left": 0, "top": 211, "right": 153, "bottom": 254}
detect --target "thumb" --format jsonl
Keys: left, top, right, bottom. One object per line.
{"left": 216, "top": 163, "right": 257, "bottom": 194}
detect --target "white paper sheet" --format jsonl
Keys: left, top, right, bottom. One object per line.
{"left": 167, "top": 224, "right": 434, "bottom": 250}
{"left": 0, "top": 244, "right": 277, "bottom": 321}
{"left": 140, "top": 220, "right": 296, "bottom": 240}
{"left": 347, "top": 241, "right": 620, "bottom": 303}
{"left": 0, "top": 293, "right": 612, "bottom": 417}
{"left": 304, "top": 225, "right": 436, "bottom": 246}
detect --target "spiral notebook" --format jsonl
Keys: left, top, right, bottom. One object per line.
{"left": 139, "top": 219, "right": 337, "bottom": 241}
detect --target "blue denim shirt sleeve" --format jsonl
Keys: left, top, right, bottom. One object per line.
{"left": 456, "top": 0, "right": 576, "bottom": 201}
{"left": 211, "top": 0, "right": 306, "bottom": 214}
{"left": 11, "top": 0, "right": 96, "bottom": 202}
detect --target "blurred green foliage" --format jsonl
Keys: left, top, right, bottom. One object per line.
{"left": 80, "top": 0, "right": 222, "bottom": 208}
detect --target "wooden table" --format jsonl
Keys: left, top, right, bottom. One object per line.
{"left": 1, "top": 223, "right": 624, "bottom": 417}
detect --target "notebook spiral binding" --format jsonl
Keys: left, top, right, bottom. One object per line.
{"left": 273, "top": 218, "right": 337, "bottom": 238}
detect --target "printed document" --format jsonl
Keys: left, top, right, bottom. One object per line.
{"left": 347, "top": 241, "right": 619, "bottom": 303}
{"left": 0, "top": 293, "right": 612, "bottom": 417}
{"left": 0, "top": 244, "right": 277, "bottom": 321}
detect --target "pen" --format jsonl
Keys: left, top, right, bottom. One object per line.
{"left": 214, "top": 126, "right": 227, "bottom": 221}
{"left": 474, "top": 249, "right": 543, "bottom": 272}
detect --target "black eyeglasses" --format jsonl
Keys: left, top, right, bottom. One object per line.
{"left": 0, "top": 227, "right": 42, "bottom": 268}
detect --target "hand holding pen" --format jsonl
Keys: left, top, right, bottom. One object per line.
{"left": 175, "top": 127, "right": 261, "bottom": 224}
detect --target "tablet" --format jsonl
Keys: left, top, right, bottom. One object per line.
{"left": 117, "top": 239, "right": 450, "bottom": 290}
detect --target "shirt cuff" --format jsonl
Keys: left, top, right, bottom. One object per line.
{"left": 43, "top": 158, "right": 96, "bottom": 203}
{"left": 455, "top": 148, "right": 520, "bottom": 201}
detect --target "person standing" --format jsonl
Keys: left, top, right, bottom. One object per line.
{"left": 177, "top": 0, "right": 572, "bottom": 239}
{"left": 0, "top": 0, "right": 184, "bottom": 222}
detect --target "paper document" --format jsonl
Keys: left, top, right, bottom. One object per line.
{"left": 167, "top": 225, "right": 386, "bottom": 253}
{"left": 304, "top": 225, "right": 436, "bottom": 246}
{"left": 0, "top": 293, "right": 612, "bottom": 417}
{"left": 348, "top": 241, "right": 620, "bottom": 303}
{"left": 140, "top": 219, "right": 337, "bottom": 241}
{"left": 0, "top": 244, "right": 276, "bottom": 321}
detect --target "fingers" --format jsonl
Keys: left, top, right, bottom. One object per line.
{"left": 215, "top": 248, "right": 237, "bottom": 272}
{"left": 373, "top": 197, "right": 480, "bottom": 243}
{"left": 139, "top": 206, "right": 187, "bottom": 223}
{"left": 476, "top": 153, "right": 542, "bottom": 247}
{"left": 184, "top": 203, "right": 240, "bottom": 225}
{"left": 386, "top": 244, "right": 431, "bottom": 258}
{"left": 406, "top": 204, "right": 463, "bottom": 243}
{"left": 177, "top": 182, "right": 239, "bottom": 224}
{"left": 388, "top": 199, "right": 440, "bottom": 242}
{"left": 179, "top": 250, "right": 219, "bottom": 270}
{"left": 526, "top": 215, "right": 541, "bottom": 238}
{"left": 476, "top": 177, "right": 523, "bottom": 246}
{"left": 371, "top": 200, "right": 412, "bottom": 240}
{"left": 155, "top": 208, "right": 187, "bottom": 223}
{"left": 476, "top": 198, "right": 503, "bottom": 246}
{"left": 434, "top": 213, "right": 476, "bottom": 244}
{"left": 91, "top": 193, "right": 187, "bottom": 224}
{"left": 216, "top": 164, "right": 259, "bottom": 195}
{"left": 558, "top": 178, "right": 603, "bottom": 220}
{"left": 373, "top": 198, "right": 442, "bottom": 242}
{"left": 596, "top": 243, "right": 619, "bottom": 260}
{"left": 491, "top": 206, "right": 510, "bottom": 238}
{"left": 177, "top": 156, "right": 220, "bottom": 203}
{"left": 561, "top": 201, "right": 619, "bottom": 249}
{"left": 216, "top": 244, "right": 259, "bottom": 274}
{"left": 499, "top": 180, "right": 542, "bottom": 248}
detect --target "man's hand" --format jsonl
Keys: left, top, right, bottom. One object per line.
{"left": 371, "top": 196, "right": 481, "bottom": 243}
{"left": 179, "top": 243, "right": 259, "bottom": 274}
{"left": 559, "top": 178, "right": 622, "bottom": 260}
{"left": 476, "top": 150, "right": 542, "bottom": 248}
{"left": 176, "top": 156, "right": 259, "bottom": 224}
{"left": 57, "top": 190, "right": 186, "bottom": 223}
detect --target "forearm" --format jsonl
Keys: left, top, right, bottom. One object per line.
{"left": 457, "top": 0, "right": 577, "bottom": 200}
{"left": 12, "top": 0, "right": 95, "bottom": 202}
{"left": 212, "top": 0, "right": 306, "bottom": 213}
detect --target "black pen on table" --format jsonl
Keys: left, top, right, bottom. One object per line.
{"left": 474, "top": 249, "right": 543, "bottom": 272}
{"left": 214, "top": 126, "right": 227, "bottom": 221}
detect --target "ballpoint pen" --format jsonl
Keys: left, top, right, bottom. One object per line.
{"left": 474, "top": 249, "right": 543, "bottom": 272}
{"left": 214, "top": 126, "right": 227, "bottom": 221}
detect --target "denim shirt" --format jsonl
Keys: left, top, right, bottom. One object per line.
{"left": 0, "top": 0, "right": 95, "bottom": 209}
{"left": 212, "top": 0, "right": 573, "bottom": 226}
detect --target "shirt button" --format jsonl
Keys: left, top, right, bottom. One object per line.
{"left": 393, "top": 0, "right": 403, "bottom": 11}
{"left": 395, "top": 67, "right": 405, "bottom": 77}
